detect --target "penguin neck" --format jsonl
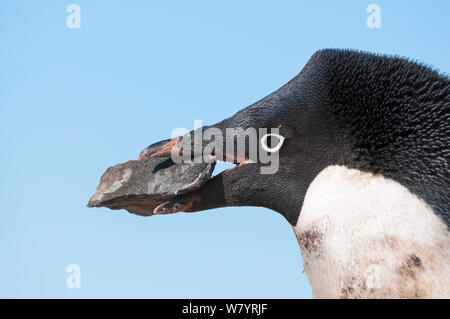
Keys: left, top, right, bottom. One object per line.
{"left": 292, "top": 165, "right": 450, "bottom": 298}
{"left": 317, "top": 50, "right": 450, "bottom": 227}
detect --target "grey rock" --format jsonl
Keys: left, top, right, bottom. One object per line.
{"left": 87, "top": 158, "right": 215, "bottom": 216}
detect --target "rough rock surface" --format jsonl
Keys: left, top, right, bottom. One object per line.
{"left": 87, "top": 158, "right": 215, "bottom": 216}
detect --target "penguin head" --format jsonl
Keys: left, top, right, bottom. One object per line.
{"left": 138, "top": 49, "right": 449, "bottom": 227}
{"left": 138, "top": 50, "right": 348, "bottom": 226}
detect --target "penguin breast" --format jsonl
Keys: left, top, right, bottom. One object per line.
{"left": 293, "top": 165, "right": 450, "bottom": 299}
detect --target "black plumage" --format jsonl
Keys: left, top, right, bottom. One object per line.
{"left": 312, "top": 50, "right": 449, "bottom": 226}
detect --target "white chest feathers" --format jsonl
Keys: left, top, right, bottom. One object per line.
{"left": 293, "top": 165, "right": 450, "bottom": 299}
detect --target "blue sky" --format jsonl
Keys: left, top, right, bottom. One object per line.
{"left": 0, "top": 1, "right": 449, "bottom": 298}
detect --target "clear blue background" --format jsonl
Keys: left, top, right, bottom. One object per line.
{"left": 1, "top": 1, "right": 449, "bottom": 298}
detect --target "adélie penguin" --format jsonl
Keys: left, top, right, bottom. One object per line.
{"left": 138, "top": 49, "right": 449, "bottom": 298}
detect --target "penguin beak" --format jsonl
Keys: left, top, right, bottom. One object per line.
{"left": 138, "top": 137, "right": 182, "bottom": 161}
{"left": 138, "top": 133, "right": 252, "bottom": 164}
{"left": 138, "top": 135, "right": 255, "bottom": 165}
{"left": 136, "top": 134, "right": 260, "bottom": 216}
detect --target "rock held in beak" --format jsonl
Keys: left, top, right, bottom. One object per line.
{"left": 87, "top": 158, "right": 215, "bottom": 216}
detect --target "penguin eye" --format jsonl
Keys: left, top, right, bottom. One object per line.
{"left": 260, "top": 133, "right": 285, "bottom": 153}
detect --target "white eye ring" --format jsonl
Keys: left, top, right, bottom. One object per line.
{"left": 260, "top": 133, "right": 285, "bottom": 153}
